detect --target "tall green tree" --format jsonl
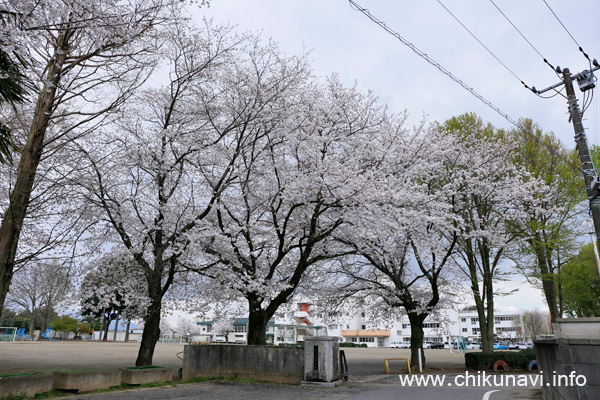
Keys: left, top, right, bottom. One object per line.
{"left": 442, "top": 113, "right": 542, "bottom": 352}
{"left": 562, "top": 243, "right": 600, "bottom": 317}
{"left": 508, "top": 119, "right": 585, "bottom": 322}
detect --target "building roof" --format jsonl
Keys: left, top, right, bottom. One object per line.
{"left": 197, "top": 318, "right": 275, "bottom": 326}
{"left": 340, "top": 329, "right": 390, "bottom": 337}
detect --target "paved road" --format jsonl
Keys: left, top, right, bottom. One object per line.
{"left": 71, "top": 376, "right": 542, "bottom": 400}
{"left": 1, "top": 342, "right": 543, "bottom": 399}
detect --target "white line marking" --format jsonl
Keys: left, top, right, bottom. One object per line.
{"left": 482, "top": 390, "right": 501, "bottom": 400}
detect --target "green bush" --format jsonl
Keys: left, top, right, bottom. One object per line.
{"left": 465, "top": 349, "right": 536, "bottom": 371}
{"left": 340, "top": 342, "right": 358, "bottom": 347}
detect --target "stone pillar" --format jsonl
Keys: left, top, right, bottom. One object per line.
{"left": 302, "top": 336, "right": 341, "bottom": 386}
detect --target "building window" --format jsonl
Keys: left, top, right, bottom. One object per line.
{"left": 234, "top": 324, "right": 247, "bottom": 333}
{"left": 362, "top": 325, "right": 366, "bottom": 330}
{"left": 402, "top": 324, "right": 410, "bottom": 329}
{"left": 423, "top": 323, "right": 440, "bottom": 329}
{"left": 462, "top": 328, "right": 467, "bottom": 333}
{"left": 360, "top": 337, "right": 375, "bottom": 343}
{"left": 396, "top": 330, "right": 402, "bottom": 336}
{"left": 349, "top": 337, "right": 357, "bottom": 342}
{"left": 328, "top": 324, "right": 338, "bottom": 330}
{"left": 206, "top": 325, "right": 212, "bottom": 332}
{"left": 403, "top": 337, "right": 411, "bottom": 342}
{"left": 471, "top": 318, "right": 478, "bottom": 325}
{"left": 496, "top": 327, "right": 517, "bottom": 332}
{"left": 495, "top": 316, "right": 515, "bottom": 322}
{"left": 472, "top": 328, "right": 480, "bottom": 334}
{"left": 460, "top": 318, "right": 466, "bottom": 322}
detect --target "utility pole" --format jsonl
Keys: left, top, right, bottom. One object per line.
{"left": 538, "top": 62, "right": 600, "bottom": 274}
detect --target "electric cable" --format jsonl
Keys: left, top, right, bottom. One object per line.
{"left": 348, "top": 0, "right": 519, "bottom": 129}
{"left": 347, "top": 0, "right": 586, "bottom": 174}
{"left": 488, "top": 0, "right": 559, "bottom": 77}
{"left": 436, "top": 0, "right": 559, "bottom": 98}
{"left": 541, "top": 0, "right": 594, "bottom": 67}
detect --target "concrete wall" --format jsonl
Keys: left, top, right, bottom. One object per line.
{"left": 182, "top": 344, "right": 304, "bottom": 384}
{"left": 535, "top": 338, "right": 600, "bottom": 400}
{"left": 0, "top": 373, "right": 54, "bottom": 397}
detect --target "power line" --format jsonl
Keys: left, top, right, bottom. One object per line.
{"left": 347, "top": 0, "right": 583, "bottom": 173}
{"left": 541, "top": 0, "right": 593, "bottom": 65}
{"left": 436, "top": 0, "right": 559, "bottom": 99}
{"left": 435, "top": 1, "right": 521, "bottom": 83}
{"left": 488, "top": 0, "right": 559, "bottom": 76}
{"left": 347, "top": 0, "right": 519, "bottom": 129}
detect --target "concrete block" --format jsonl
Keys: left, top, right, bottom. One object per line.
{"left": 0, "top": 373, "right": 54, "bottom": 397}
{"left": 53, "top": 369, "right": 122, "bottom": 392}
{"left": 119, "top": 367, "right": 172, "bottom": 385}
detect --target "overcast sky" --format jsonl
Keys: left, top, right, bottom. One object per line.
{"left": 198, "top": 0, "right": 600, "bottom": 148}
{"left": 192, "top": 0, "right": 600, "bottom": 313}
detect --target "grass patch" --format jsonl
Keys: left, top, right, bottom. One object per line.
{"left": 1, "top": 394, "right": 29, "bottom": 400}
{"left": 124, "top": 366, "right": 165, "bottom": 370}
{"left": 0, "top": 373, "right": 43, "bottom": 378}
{"left": 57, "top": 369, "right": 109, "bottom": 374}
{"left": 34, "top": 390, "right": 72, "bottom": 399}
{"left": 2, "top": 374, "right": 268, "bottom": 399}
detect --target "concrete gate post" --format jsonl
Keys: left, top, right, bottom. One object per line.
{"left": 302, "top": 336, "right": 341, "bottom": 387}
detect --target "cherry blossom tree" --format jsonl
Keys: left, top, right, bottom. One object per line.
{"left": 79, "top": 252, "right": 148, "bottom": 341}
{"left": 0, "top": 0, "right": 194, "bottom": 317}
{"left": 75, "top": 24, "right": 311, "bottom": 363}
{"left": 212, "top": 317, "right": 235, "bottom": 342}
{"left": 174, "top": 316, "right": 200, "bottom": 338}
{"left": 192, "top": 77, "right": 400, "bottom": 345}
{"left": 326, "top": 124, "right": 466, "bottom": 368}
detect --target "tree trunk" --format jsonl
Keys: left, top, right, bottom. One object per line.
{"left": 103, "top": 313, "right": 110, "bottom": 341}
{"left": 407, "top": 312, "right": 426, "bottom": 369}
{"left": 124, "top": 320, "right": 131, "bottom": 342}
{"left": 136, "top": 298, "right": 162, "bottom": 366}
{"left": 534, "top": 240, "right": 560, "bottom": 322}
{"left": 484, "top": 273, "right": 495, "bottom": 352}
{"left": 112, "top": 312, "right": 120, "bottom": 342}
{"left": 247, "top": 297, "right": 269, "bottom": 345}
{"left": 38, "top": 307, "right": 51, "bottom": 340}
{"left": 99, "top": 309, "right": 105, "bottom": 341}
{"left": 0, "top": 30, "right": 71, "bottom": 316}
{"left": 28, "top": 311, "right": 35, "bottom": 339}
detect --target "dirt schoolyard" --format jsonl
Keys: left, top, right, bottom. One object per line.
{"left": 0, "top": 341, "right": 468, "bottom": 378}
